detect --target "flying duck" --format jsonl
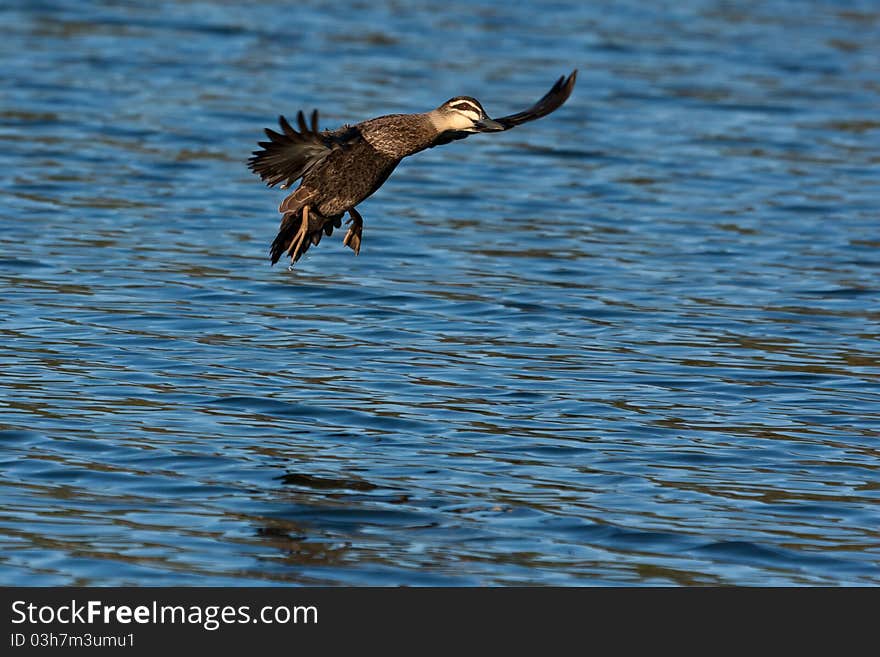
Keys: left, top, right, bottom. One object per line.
{"left": 248, "top": 70, "right": 577, "bottom": 267}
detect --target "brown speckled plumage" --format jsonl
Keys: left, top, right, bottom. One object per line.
{"left": 248, "top": 71, "right": 577, "bottom": 266}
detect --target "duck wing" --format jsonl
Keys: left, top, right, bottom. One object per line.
{"left": 493, "top": 70, "right": 577, "bottom": 130}
{"left": 248, "top": 110, "right": 358, "bottom": 189}
{"left": 428, "top": 70, "right": 577, "bottom": 149}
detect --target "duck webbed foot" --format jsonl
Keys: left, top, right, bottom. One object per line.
{"left": 310, "top": 214, "right": 343, "bottom": 246}
{"left": 287, "top": 204, "right": 312, "bottom": 265}
{"left": 286, "top": 209, "right": 344, "bottom": 269}
{"left": 343, "top": 208, "right": 364, "bottom": 256}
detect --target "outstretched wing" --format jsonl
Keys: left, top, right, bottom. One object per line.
{"left": 494, "top": 70, "right": 577, "bottom": 129}
{"left": 248, "top": 110, "right": 357, "bottom": 189}
{"left": 428, "top": 70, "right": 577, "bottom": 149}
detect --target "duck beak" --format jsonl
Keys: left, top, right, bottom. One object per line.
{"left": 474, "top": 117, "right": 505, "bottom": 132}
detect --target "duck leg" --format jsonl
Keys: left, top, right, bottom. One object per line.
{"left": 343, "top": 207, "right": 363, "bottom": 256}
{"left": 288, "top": 204, "right": 311, "bottom": 263}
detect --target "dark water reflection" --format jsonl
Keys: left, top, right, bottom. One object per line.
{"left": 1, "top": 0, "right": 878, "bottom": 585}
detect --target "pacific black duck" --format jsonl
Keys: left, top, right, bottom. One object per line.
{"left": 248, "top": 70, "right": 577, "bottom": 267}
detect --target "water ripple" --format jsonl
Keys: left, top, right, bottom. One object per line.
{"left": 0, "top": 0, "right": 878, "bottom": 586}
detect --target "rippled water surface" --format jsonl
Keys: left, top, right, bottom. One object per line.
{"left": 2, "top": 0, "right": 879, "bottom": 585}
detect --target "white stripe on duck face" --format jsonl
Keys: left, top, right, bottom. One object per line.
{"left": 454, "top": 108, "right": 481, "bottom": 123}
{"left": 447, "top": 99, "right": 483, "bottom": 119}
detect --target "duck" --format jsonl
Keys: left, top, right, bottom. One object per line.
{"left": 248, "top": 70, "right": 577, "bottom": 267}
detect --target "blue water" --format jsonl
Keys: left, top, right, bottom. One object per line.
{"left": 1, "top": 0, "right": 878, "bottom": 585}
